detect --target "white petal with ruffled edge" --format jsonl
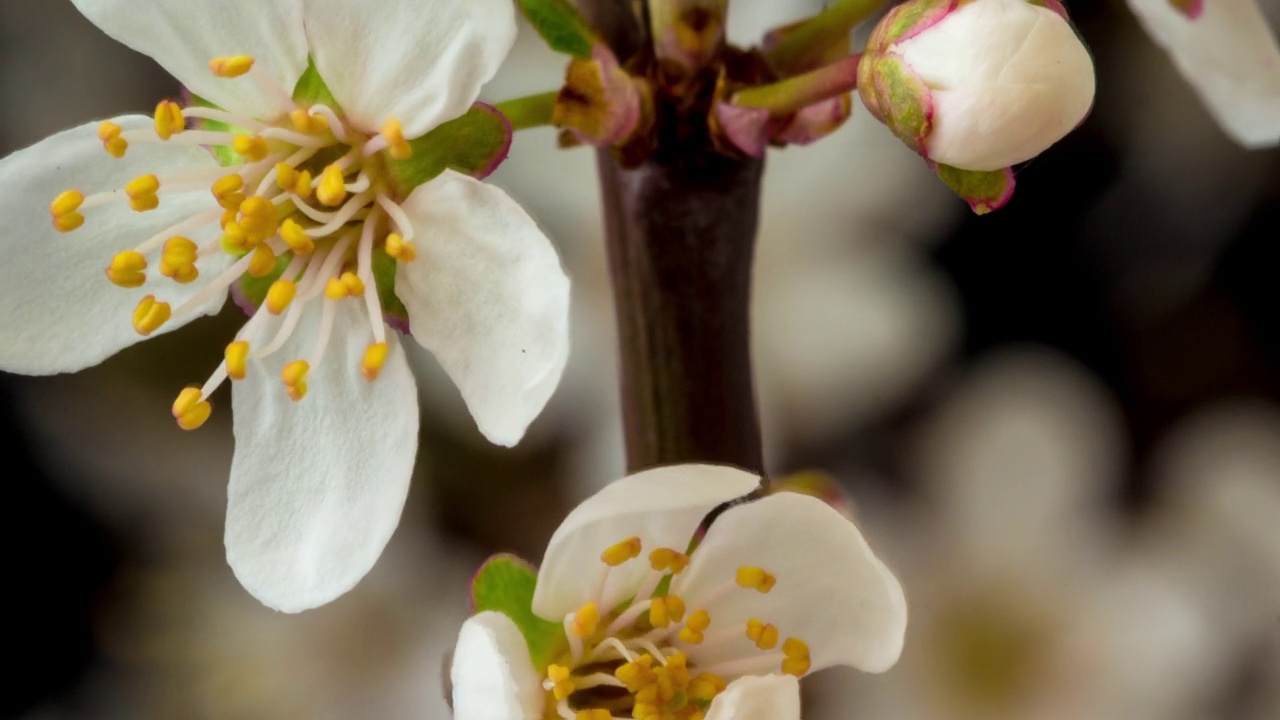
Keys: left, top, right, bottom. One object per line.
{"left": 451, "top": 612, "right": 546, "bottom": 720}
{"left": 394, "top": 170, "right": 570, "bottom": 448}
{"left": 70, "top": 0, "right": 308, "bottom": 120}
{"left": 1127, "top": 0, "right": 1280, "bottom": 147}
{"left": 0, "top": 116, "right": 229, "bottom": 375}
{"left": 302, "top": 0, "right": 516, "bottom": 138}
{"left": 225, "top": 301, "right": 419, "bottom": 613}
{"left": 705, "top": 675, "right": 802, "bottom": 720}
{"left": 531, "top": 465, "right": 761, "bottom": 621}
{"left": 672, "top": 492, "right": 907, "bottom": 674}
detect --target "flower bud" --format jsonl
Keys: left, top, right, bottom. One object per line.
{"left": 859, "top": 0, "right": 1096, "bottom": 172}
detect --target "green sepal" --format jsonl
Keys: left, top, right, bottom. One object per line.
{"left": 292, "top": 57, "right": 341, "bottom": 109}
{"left": 518, "top": 0, "right": 599, "bottom": 58}
{"left": 869, "top": 55, "right": 932, "bottom": 152}
{"left": 387, "top": 104, "right": 513, "bottom": 192}
{"left": 935, "top": 164, "right": 1016, "bottom": 215}
{"left": 471, "top": 554, "right": 566, "bottom": 668}
{"left": 370, "top": 247, "right": 408, "bottom": 322}
{"left": 186, "top": 94, "right": 244, "bottom": 167}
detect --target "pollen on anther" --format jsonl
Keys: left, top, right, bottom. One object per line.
{"left": 247, "top": 245, "right": 278, "bottom": 278}
{"left": 132, "top": 295, "right": 171, "bottom": 336}
{"left": 385, "top": 233, "right": 417, "bottom": 262}
{"left": 266, "top": 279, "right": 297, "bottom": 315}
{"left": 317, "top": 164, "right": 347, "bottom": 207}
{"left": 650, "top": 548, "right": 690, "bottom": 574}
{"left": 125, "top": 175, "right": 161, "bottom": 213}
{"left": 172, "top": 387, "right": 212, "bottom": 431}
{"left": 735, "top": 566, "right": 777, "bottom": 593}
{"left": 570, "top": 602, "right": 600, "bottom": 639}
{"left": 212, "top": 174, "right": 246, "bottom": 210}
{"left": 282, "top": 360, "right": 309, "bottom": 402}
{"left": 209, "top": 55, "right": 255, "bottom": 78}
{"left": 51, "top": 190, "right": 85, "bottom": 233}
{"left": 232, "top": 134, "right": 269, "bottom": 162}
{"left": 361, "top": 342, "right": 389, "bottom": 381}
{"left": 97, "top": 121, "right": 127, "bottom": 158}
{"left": 106, "top": 250, "right": 147, "bottom": 288}
{"left": 601, "top": 536, "right": 643, "bottom": 567}
{"left": 381, "top": 118, "right": 413, "bottom": 160}
{"left": 225, "top": 341, "right": 250, "bottom": 381}
{"left": 153, "top": 100, "right": 185, "bottom": 140}
{"left": 280, "top": 218, "right": 315, "bottom": 254}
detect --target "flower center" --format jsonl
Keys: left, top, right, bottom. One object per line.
{"left": 49, "top": 56, "right": 421, "bottom": 430}
{"left": 544, "top": 537, "right": 812, "bottom": 720}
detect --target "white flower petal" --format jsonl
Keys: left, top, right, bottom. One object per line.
{"left": 451, "top": 612, "right": 546, "bottom": 720}
{"left": 226, "top": 301, "right": 418, "bottom": 613}
{"left": 1126, "top": 0, "right": 1280, "bottom": 147}
{"left": 302, "top": 0, "right": 516, "bottom": 138}
{"left": 673, "top": 492, "right": 907, "bottom": 674}
{"left": 705, "top": 675, "right": 802, "bottom": 720}
{"left": 395, "top": 171, "right": 570, "bottom": 448}
{"left": 0, "top": 116, "right": 229, "bottom": 375}
{"left": 531, "top": 464, "right": 761, "bottom": 622}
{"left": 70, "top": 0, "right": 308, "bottom": 119}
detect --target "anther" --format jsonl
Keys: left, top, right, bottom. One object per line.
{"left": 316, "top": 163, "right": 348, "bottom": 207}
{"left": 384, "top": 233, "right": 417, "bottom": 262}
{"left": 132, "top": 295, "right": 171, "bottom": 336}
{"left": 546, "top": 665, "right": 575, "bottom": 701}
{"left": 172, "top": 387, "right": 212, "bottom": 431}
{"left": 220, "top": 221, "right": 250, "bottom": 254}
{"left": 381, "top": 118, "right": 413, "bottom": 160}
{"left": 276, "top": 163, "right": 311, "bottom": 197}
{"left": 265, "top": 279, "right": 297, "bottom": 315}
{"left": 361, "top": 343, "right": 389, "bottom": 381}
{"left": 340, "top": 272, "right": 364, "bottom": 296}
{"left": 746, "top": 619, "right": 779, "bottom": 650}
{"left": 689, "top": 672, "right": 727, "bottom": 702}
{"left": 106, "top": 250, "right": 147, "bottom": 288}
{"left": 574, "top": 711, "right": 611, "bottom": 720}
{"left": 247, "top": 245, "right": 278, "bottom": 278}
{"left": 225, "top": 341, "right": 250, "bottom": 381}
{"left": 97, "top": 121, "right": 127, "bottom": 158}
{"left": 601, "top": 537, "right": 642, "bottom": 567}
{"left": 781, "top": 637, "right": 811, "bottom": 676}
{"left": 735, "top": 567, "right": 777, "bottom": 593}
{"left": 570, "top": 603, "right": 600, "bottom": 639}
{"left": 232, "top": 134, "right": 269, "bottom": 162}
{"left": 212, "top": 174, "right": 246, "bottom": 210}
{"left": 324, "top": 277, "right": 349, "bottom": 300}
{"left": 650, "top": 594, "right": 686, "bottom": 628}
{"left": 280, "top": 218, "right": 315, "bottom": 254}
{"left": 153, "top": 100, "right": 185, "bottom": 140}
{"left": 649, "top": 548, "right": 690, "bottom": 574}
{"left": 125, "top": 175, "right": 161, "bottom": 213}
{"left": 159, "top": 237, "right": 199, "bottom": 284}
{"left": 678, "top": 610, "right": 711, "bottom": 645}
{"left": 281, "top": 359, "right": 309, "bottom": 401}
{"left": 209, "top": 55, "right": 255, "bottom": 78}
{"left": 50, "top": 190, "right": 85, "bottom": 233}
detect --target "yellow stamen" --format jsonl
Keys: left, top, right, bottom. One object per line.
{"left": 316, "top": 163, "right": 347, "bottom": 207}
{"left": 265, "top": 279, "right": 297, "bottom": 315}
{"left": 678, "top": 609, "right": 710, "bottom": 644}
{"left": 601, "top": 536, "right": 642, "bottom": 567}
{"left": 232, "top": 134, "right": 269, "bottom": 162}
{"left": 381, "top": 118, "right": 412, "bottom": 160}
{"left": 781, "top": 637, "right": 811, "bottom": 676}
{"left": 575, "top": 711, "right": 611, "bottom": 720}
{"left": 280, "top": 218, "right": 315, "bottom": 254}
{"left": 172, "top": 387, "right": 212, "bottom": 431}
{"left": 290, "top": 169, "right": 314, "bottom": 199}
{"left": 247, "top": 245, "right": 278, "bottom": 278}
{"left": 106, "top": 250, "right": 147, "bottom": 288}
{"left": 220, "top": 221, "right": 250, "bottom": 254}
{"left": 384, "top": 232, "right": 417, "bottom": 262}
{"left": 50, "top": 190, "right": 85, "bottom": 233}
{"left": 159, "top": 237, "right": 199, "bottom": 284}
{"left": 735, "top": 566, "right": 777, "bottom": 593}
{"left": 570, "top": 602, "right": 600, "bottom": 639}
{"left": 97, "top": 121, "right": 127, "bottom": 158}
{"left": 361, "top": 342, "right": 390, "bottom": 381}
{"left": 225, "top": 341, "right": 250, "bottom": 381}
{"left": 281, "top": 359, "right": 309, "bottom": 402}
{"left": 212, "top": 174, "right": 246, "bottom": 210}
{"left": 153, "top": 100, "right": 185, "bottom": 140}
{"left": 649, "top": 548, "right": 690, "bottom": 574}
{"left": 340, "top": 271, "right": 364, "bottom": 296}
{"left": 289, "top": 108, "right": 328, "bottom": 135}
{"left": 131, "top": 295, "right": 171, "bottom": 336}
{"left": 547, "top": 664, "right": 575, "bottom": 701}
{"left": 324, "top": 277, "right": 349, "bottom": 300}
{"left": 209, "top": 55, "right": 255, "bottom": 78}
{"left": 125, "top": 174, "right": 161, "bottom": 213}
{"left": 689, "top": 672, "right": 727, "bottom": 702}
{"left": 746, "top": 619, "right": 779, "bottom": 650}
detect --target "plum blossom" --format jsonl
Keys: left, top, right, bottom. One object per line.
{"left": 450, "top": 464, "right": 907, "bottom": 719}
{"left": 0, "top": 0, "right": 571, "bottom": 612}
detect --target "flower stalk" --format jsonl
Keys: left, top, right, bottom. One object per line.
{"left": 765, "top": 0, "right": 889, "bottom": 73}
{"left": 495, "top": 91, "right": 559, "bottom": 130}
{"left": 732, "top": 54, "right": 862, "bottom": 116}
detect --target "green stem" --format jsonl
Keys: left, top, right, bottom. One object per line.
{"left": 766, "top": 0, "right": 887, "bottom": 73}
{"left": 494, "top": 91, "right": 560, "bottom": 131}
{"left": 733, "top": 54, "right": 861, "bottom": 116}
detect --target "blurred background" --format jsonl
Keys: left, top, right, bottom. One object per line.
{"left": 2, "top": 0, "right": 1278, "bottom": 718}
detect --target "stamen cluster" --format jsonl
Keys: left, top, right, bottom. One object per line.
{"left": 544, "top": 536, "right": 812, "bottom": 720}
{"left": 48, "top": 56, "right": 422, "bottom": 430}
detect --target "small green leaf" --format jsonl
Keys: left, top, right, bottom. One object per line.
{"left": 292, "top": 57, "right": 340, "bottom": 109}
{"left": 388, "top": 104, "right": 512, "bottom": 191}
{"left": 471, "top": 554, "right": 565, "bottom": 668}
{"left": 519, "top": 0, "right": 599, "bottom": 58}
